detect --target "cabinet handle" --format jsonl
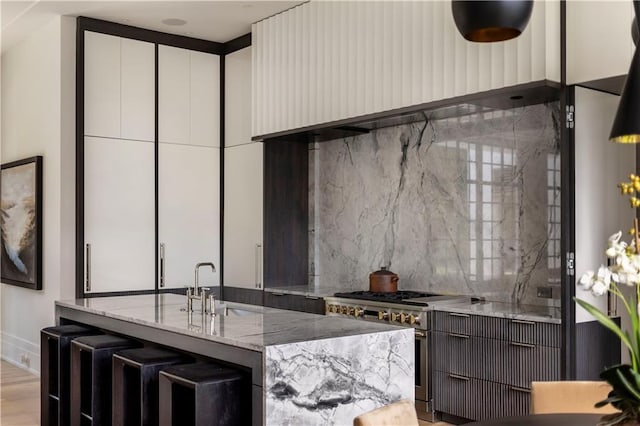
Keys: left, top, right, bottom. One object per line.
{"left": 510, "top": 341, "right": 536, "bottom": 349}
{"left": 159, "top": 243, "right": 165, "bottom": 288}
{"left": 448, "top": 374, "right": 470, "bottom": 381}
{"left": 510, "top": 386, "right": 531, "bottom": 393}
{"left": 449, "top": 333, "right": 470, "bottom": 339}
{"left": 271, "top": 292, "right": 286, "bottom": 296}
{"left": 415, "top": 331, "right": 427, "bottom": 338}
{"left": 449, "top": 313, "right": 470, "bottom": 318}
{"left": 255, "top": 244, "right": 262, "bottom": 289}
{"left": 85, "top": 244, "right": 91, "bottom": 292}
{"left": 511, "top": 319, "right": 535, "bottom": 325}
{"left": 305, "top": 295, "right": 320, "bottom": 300}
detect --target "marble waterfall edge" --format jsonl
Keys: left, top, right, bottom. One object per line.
{"left": 264, "top": 328, "right": 414, "bottom": 425}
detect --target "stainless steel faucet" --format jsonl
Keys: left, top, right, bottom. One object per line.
{"left": 194, "top": 262, "right": 216, "bottom": 296}
{"left": 186, "top": 262, "right": 216, "bottom": 314}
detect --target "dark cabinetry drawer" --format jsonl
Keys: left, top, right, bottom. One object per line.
{"left": 433, "top": 311, "right": 561, "bottom": 347}
{"left": 433, "top": 371, "right": 530, "bottom": 420}
{"left": 263, "top": 292, "right": 325, "bottom": 315}
{"left": 433, "top": 332, "right": 561, "bottom": 387}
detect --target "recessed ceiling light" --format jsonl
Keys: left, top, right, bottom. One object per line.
{"left": 162, "top": 18, "right": 187, "bottom": 26}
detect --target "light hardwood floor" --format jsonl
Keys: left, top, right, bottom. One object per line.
{"left": 0, "top": 360, "right": 40, "bottom": 426}
{"left": 0, "top": 359, "right": 451, "bottom": 426}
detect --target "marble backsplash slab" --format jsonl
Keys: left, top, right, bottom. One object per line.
{"left": 310, "top": 103, "right": 561, "bottom": 306}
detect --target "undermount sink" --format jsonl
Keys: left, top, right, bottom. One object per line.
{"left": 223, "top": 307, "right": 258, "bottom": 317}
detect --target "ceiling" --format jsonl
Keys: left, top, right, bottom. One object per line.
{"left": 1, "top": 1, "right": 305, "bottom": 53}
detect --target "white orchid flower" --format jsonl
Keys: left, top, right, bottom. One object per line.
{"left": 606, "top": 231, "right": 628, "bottom": 258}
{"left": 579, "top": 270, "right": 595, "bottom": 290}
{"left": 596, "top": 266, "right": 612, "bottom": 286}
{"left": 591, "top": 279, "right": 609, "bottom": 296}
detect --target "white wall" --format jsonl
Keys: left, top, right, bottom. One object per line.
{"left": 0, "top": 15, "right": 76, "bottom": 374}
{"left": 574, "top": 87, "right": 635, "bottom": 324}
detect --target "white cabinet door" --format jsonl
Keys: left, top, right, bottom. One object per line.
{"left": 190, "top": 51, "right": 220, "bottom": 147}
{"left": 83, "top": 137, "right": 156, "bottom": 293}
{"left": 84, "top": 32, "right": 120, "bottom": 138}
{"left": 225, "top": 47, "right": 252, "bottom": 147}
{"left": 121, "top": 38, "right": 155, "bottom": 141}
{"left": 159, "top": 46, "right": 190, "bottom": 145}
{"left": 158, "top": 144, "right": 220, "bottom": 289}
{"left": 159, "top": 46, "right": 220, "bottom": 147}
{"left": 223, "top": 143, "right": 263, "bottom": 289}
{"left": 85, "top": 33, "right": 155, "bottom": 141}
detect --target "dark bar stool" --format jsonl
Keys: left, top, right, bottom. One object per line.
{"left": 41, "top": 325, "right": 99, "bottom": 426}
{"left": 112, "top": 347, "right": 188, "bottom": 426}
{"left": 70, "top": 335, "right": 138, "bottom": 426}
{"left": 158, "top": 363, "right": 247, "bottom": 426}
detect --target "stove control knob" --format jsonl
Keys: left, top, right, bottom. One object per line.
{"left": 391, "top": 312, "right": 400, "bottom": 322}
{"left": 409, "top": 315, "right": 420, "bottom": 325}
{"left": 330, "top": 305, "right": 338, "bottom": 313}
{"left": 341, "top": 306, "right": 349, "bottom": 315}
{"left": 353, "top": 308, "right": 364, "bottom": 318}
{"left": 399, "top": 313, "right": 408, "bottom": 324}
{"left": 378, "top": 311, "right": 389, "bottom": 321}
{"left": 347, "top": 306, "right": 355, "bottom": 316}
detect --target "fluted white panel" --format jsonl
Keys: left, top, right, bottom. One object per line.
{"left": 252, "top": 0, "right": 560, "bottom": 137}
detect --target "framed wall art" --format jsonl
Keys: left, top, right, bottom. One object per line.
{"left": 1, "top": 156, "right": 43, "bottom": 290}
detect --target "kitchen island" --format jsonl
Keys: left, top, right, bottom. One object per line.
{"left": 55, "top": 294, "right": 414, "bottom": 426}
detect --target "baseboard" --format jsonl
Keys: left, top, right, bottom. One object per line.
{"left": 0, "top": 331, "right": 40, "bottom": 376}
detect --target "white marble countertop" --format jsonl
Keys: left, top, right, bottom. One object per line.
{"left": 56, "top": 294, "right": 406, "bottom": 352}
{"left": 433, "top": 300, "right": 562, "bottom": 324}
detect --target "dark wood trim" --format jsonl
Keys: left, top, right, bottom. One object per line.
{"left": 75, "top": 25, "right": 85, "bottom": 298}
{"left": 0, "top": 156, "right": 43, "bottom": 290}
{"left": 263, "top": 137, "right": 309, "bottom": 287}
{"left": 223, "top": 33, "right": 251, "bottom": 55}
{"left": 576, "top": 75, "right": 626, "bottom": 97}
{"left": 155, "top": 44, "right": 160, "bottom": 292}
{"left": 560, "top": 85, "right": 576, "bottom": 380}
{"left": 76, "top": 17, "right": 223, "bottom": 54}
{"left": 252, "top": 80, "right": 562, "bottom": 141}
{"left": 222, "top": 287, "right": 264, "bottom": 306}
{"left": 220, "top": 53, "right": 226, "bottom": 297}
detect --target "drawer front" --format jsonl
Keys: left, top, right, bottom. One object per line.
{"left": 433, "top": 311, "right": 505, "bottom": 339}
{"left": 263, "top": 293, "right": 325, "bottom": 315}
{"left": 434, "top": 371, "right": 531, "bottom": 420}
{"left": 433, "top": 333, "right": 501, "bottom": 383}
{"left": 434, "top": 310, "right": 561, "bottom": 347}
{"left": 502, "top": 341, "right": 561, "bottom": 388}
{"left": 508, "top": 318, "right": 561, "bottom": 347}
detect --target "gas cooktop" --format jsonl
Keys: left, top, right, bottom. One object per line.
{"left": 332, "top": 290, "right": 445, "bottom": 306}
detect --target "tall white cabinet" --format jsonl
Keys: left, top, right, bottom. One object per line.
{"left": 158, "top": 46, "right": 221, "bottom": 289}
{"left": 83, "top": 32, "right": 156, "bottom": 293}
{"left": 224, "top": 46, "right": 264, "bottom": 289}
{"left": 82, "top": 30, "right": 220, "bottom": 294}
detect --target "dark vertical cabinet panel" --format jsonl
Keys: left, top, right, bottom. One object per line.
{"left": 576, "top": 318, "right": 621, "bottom": 380}
{"left": 263, "top": 137, "right": 309, "bottom": 287}
{"left": 263, "top": 293, "right": 324, "bottom": 315}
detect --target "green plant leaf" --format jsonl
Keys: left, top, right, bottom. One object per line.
{"left": 601, "top": 365, "right": 640, "bottom": 403}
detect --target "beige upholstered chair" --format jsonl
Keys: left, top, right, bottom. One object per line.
{"left": 353, "top": 400, "right": 419, "bottom": 426}
{"left": 531, "top": 381, "right": 618, "bottom": 414}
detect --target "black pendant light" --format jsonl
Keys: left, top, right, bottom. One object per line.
{"left": 452, "top": 0, "right": 534, "bottom": 43}
{"left": 610, "top": 1, "right": 640, "bottom": 143}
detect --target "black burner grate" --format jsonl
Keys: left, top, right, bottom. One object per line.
{"left": 333, "top": 290, "right": 440, "bottom": 302}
